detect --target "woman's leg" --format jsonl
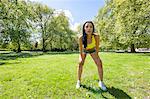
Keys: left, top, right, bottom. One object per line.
{"left": 90, "top": 52, "right": 107, "bottom": 91}
{"left": 76, "top": 53, "right": 87, "bottom": 89}
{"left": 77, "top": 53, "right": 87, "bottom": 81}
{"left": 90, "top": 52, "right": 103, "bottom": 81}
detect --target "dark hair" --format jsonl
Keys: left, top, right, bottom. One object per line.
{"left": 82, "top": 21, "right": 95, "bottom": 48}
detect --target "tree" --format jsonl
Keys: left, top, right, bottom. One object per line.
{"left": 32, "top": 3, "right": 54, "bottom": 52}
{"left": 46, "top": 12, "right": 77, "bottom": 51}
{"left": 0, "top": 0, "right": 33, "bottom": 52}
{"left": 95, "top": 0, "right": 150, "bottom": 52}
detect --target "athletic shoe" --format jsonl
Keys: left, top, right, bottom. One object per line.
{"left": 99, "top": 81, "right": 107, "bottom": 91}
{"left": 76, "top": 80, "right": 80, "bottom": 89}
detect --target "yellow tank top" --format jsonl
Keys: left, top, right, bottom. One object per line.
{"left": 86, "top": 35, "right": 96, "bottom": 50}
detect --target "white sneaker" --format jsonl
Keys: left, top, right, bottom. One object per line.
{"left": 98, "top": 81, "right": 107, "bottom": 91}
{"left": 76, "top": 80, "right": 80, "bottom": 89}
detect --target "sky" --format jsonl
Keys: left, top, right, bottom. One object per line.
{"left": 30, "top": 0, "right": 105, "bottom": 31}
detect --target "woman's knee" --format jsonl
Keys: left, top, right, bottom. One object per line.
{"left": 78, "top": 60, "right": 84, "bottom": 66}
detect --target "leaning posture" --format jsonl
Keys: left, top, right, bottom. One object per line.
{"left": 76, "top": 21, "right": 107, "bottom": 91}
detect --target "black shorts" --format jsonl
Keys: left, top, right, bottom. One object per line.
{"left": 83, "top": 48, "right": 96, "bottom": 54}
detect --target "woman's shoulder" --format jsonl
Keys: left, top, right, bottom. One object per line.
{"left": 78, "top": 34, "right": 83, "bottom": 39}
{"left": 93, "top": 32, "right": 99, "bottom": 36}
{"left": 93, "top": 33, "right": 99, "bottom": 39}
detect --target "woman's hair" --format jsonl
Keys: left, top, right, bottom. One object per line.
{"left": 82, "top": 21, "right": 95, "bottom": 48}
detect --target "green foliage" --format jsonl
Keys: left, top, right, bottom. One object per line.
{"left": 46, "top": 13, "right": 77, "bottom": 51}
{"left": 95, "top": 0, "right": 150, "bottom": 52}
{"left": 0, "top": 0, "right": 78, "bottom": 52}
{"left": 31, "top": 2, "right": 54, "bottom": 51}
{"left": 0, "top": 0, "right": 33, "bottom": 52}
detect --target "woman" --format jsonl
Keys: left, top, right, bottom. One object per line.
{"left": 76, "top": 21, "right": 107, "bottom": 91}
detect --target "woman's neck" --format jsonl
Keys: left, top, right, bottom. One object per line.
{"left": 87, "top": 34, "right": 92, "bottom": 39}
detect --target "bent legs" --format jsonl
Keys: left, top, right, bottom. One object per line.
{"left": 77, "top": 53, "right": 86, "bottom": 81}
{"left": 90, "top": 52, "right": 103, "bottom": 81}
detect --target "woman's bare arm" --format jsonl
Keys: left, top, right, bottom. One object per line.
{"left": 79, "top": 36, "right": 83, "bottom": 53}
{"left": 94, "top": 33, "right": 100, "bottom": 54}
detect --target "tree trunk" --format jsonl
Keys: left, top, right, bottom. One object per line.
{"left": 131, "top": 44, "right": 136, "bottom": 53}
{"left": 16, "top": 30, "right": 21, "bottom": 53}
{"left": 42, "top": 38, "right": 46, "bottom": 52}
{"left": 17, "top": 43, "right": 21, "bottom": 53}
{"left": 17, "top": 36, "right": 21, "bottom": 53}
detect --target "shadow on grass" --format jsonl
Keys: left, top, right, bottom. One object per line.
{"left": 0, "top": 51, "right": 43, "bottom": 61}
{"left": 138, "top": 52, "right": 150, "bottom": 56}
{"left": 0, "top": 61, "right": 21, "bottom": 66}
{"left": 44, "top": 51, "right": 78, "bottom": 55}
{"left": 0, "top": 51, "right": 78, "bottom": 65}
{"left": 0, "top": 51, "right": 78, "bottom": 60}
{"left": 0, "top": 62, "right": 5, "bottom": 65}
{"left": 81, "top": 84, "right": 103, "bottom": 93}
{"left": 80, "top": 84, "right": 108, "bottom": 98}
{"left": 81, "top": 84, "right": 131, "bottom": 99}
{"left": 107, "top": 87, "right": 131, "bottom": 99}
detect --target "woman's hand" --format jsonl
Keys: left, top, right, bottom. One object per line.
{"left": 79, "top": 52, "right": 86, "bottom": 63}
{"left": 80, "top": 52, "right": 84, "bottom": 59}
{"left": 96, "top": 50, "right": 99, "bottom": 55}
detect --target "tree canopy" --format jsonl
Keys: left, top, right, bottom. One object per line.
{"left": 95, "top": 0, "right": 150, "bottom": 52}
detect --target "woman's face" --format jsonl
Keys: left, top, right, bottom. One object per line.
{"left": 84, "top": 22, "right": 93, "bottom": 35}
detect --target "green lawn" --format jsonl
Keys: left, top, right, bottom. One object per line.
{"left": 0, "top": 51, "right": 149, "bottom": 98}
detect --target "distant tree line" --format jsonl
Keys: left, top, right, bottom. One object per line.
{"left": 0, "top": 0, "right": 149, "bottom": 53}
{"left": 0, "top": 0, "right": 78, "bottom": 52}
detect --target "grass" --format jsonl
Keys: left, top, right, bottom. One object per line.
{"left": 0, "top": 51, "right": 149, "bottom": 98}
